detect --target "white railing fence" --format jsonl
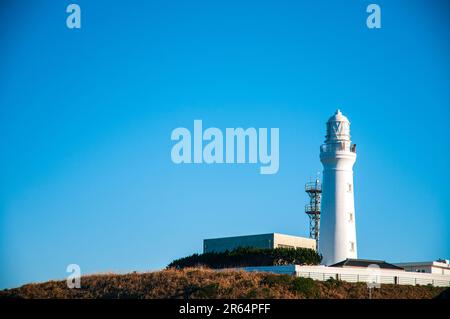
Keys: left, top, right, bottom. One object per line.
{"left": 296, "top": 270, "right": 450, "bottom": 287}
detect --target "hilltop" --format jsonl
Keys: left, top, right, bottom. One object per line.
{"left": 1, "top": 268, "right": 448, "bottom": 299}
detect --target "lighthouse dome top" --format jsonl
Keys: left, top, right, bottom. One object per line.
{"left": 325, "top": 109, "right": 351, "bottom": 143}
{"left": 328, "top": 109, "right": 350, "bottom": 124}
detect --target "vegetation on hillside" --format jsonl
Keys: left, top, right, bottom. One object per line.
{"left": 0, "top": 268, "right": 447, "bottom": 299}
{"left": 167, "top": 247, "right": 322, "bottom": 269}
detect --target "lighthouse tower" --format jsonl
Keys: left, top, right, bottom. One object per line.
{"left": 319, "top": 110, "right": 357, "bottom": 265}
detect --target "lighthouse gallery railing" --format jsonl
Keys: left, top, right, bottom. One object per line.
{"left": 320, "top": 142, "right": 356, "bottom": 153}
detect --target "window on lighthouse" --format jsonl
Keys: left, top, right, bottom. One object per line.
{"left": 347, "top": 183, "right": 353, "bottom": 193}
{"left": 350, "top": 241, "right": 355, "bottom": 252}
{"left": 348, "top": 212, "right": 354, "bottom": 222}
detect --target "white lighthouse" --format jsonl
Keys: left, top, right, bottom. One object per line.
{"left": 319, "top": 110, "right": 357, "bottom": 265}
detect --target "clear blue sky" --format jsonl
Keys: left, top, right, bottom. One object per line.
{"left": 0, "top": 0, "right": 449, "bottom": 289}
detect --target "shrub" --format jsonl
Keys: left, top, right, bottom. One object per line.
{"left": 262, "top": 274, "right": 292, "bottom": 287}
{"left": 325, "top": 277, "right": 342, "bottom": 288}
{"left": 195, "top": 283, "right": 219, "bottom": 298}
{"left": 292, "top": 277, "right": 316, "bottom": 296}
{"left": 167, "top": 247, "right": 322, "bottom": 269}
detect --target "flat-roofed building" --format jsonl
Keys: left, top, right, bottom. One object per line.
{"left": 203, "top": 233, "right": 316, "bottom": 253}
{"left": 394, "top": 260, "right": 450, "bottom": 275}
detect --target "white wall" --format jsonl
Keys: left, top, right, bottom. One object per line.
{"left": 241, "top": 265, "right": 450, "bottom": 287}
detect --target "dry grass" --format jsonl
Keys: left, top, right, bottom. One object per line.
{"left": 0, "top": 267, "right": 447, "bottom": 299}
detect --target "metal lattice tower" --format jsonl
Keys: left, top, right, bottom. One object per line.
{"left": 305, "top": 178, "right": 322, "bottom": 250}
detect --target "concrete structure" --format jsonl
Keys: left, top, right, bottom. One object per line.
{"left": 203, "top": 233, "right": 316, "bottom": 253}
{"left": 241, "top": 264, "right": 450, "bottom": 287}
{"left": 394, "top": 260, "right": 450, "bottom": 275}
{"left": 319, "top": 110, "right": 358, "bottom": 265}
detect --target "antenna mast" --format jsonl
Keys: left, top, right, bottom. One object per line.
{"left": 305, "top": 177, "right": 322, "bottom": 250}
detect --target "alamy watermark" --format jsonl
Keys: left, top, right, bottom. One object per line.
{"left": 66, "top": 4, "right": 81, "bottom": 29}
{"left": 65, "top": 4, "right": 381, "bottom": 30}
{"left": 366, "top": 264, "right": 381, "bottom": 298}
{"left": 171, "top": 120, "right": 279, "bottom": 174}
{"left": 66, "top": 264, "right": 81, "bottom": 289}
{"left": 367, "top": 4, "right": 381, "bottom": 29}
